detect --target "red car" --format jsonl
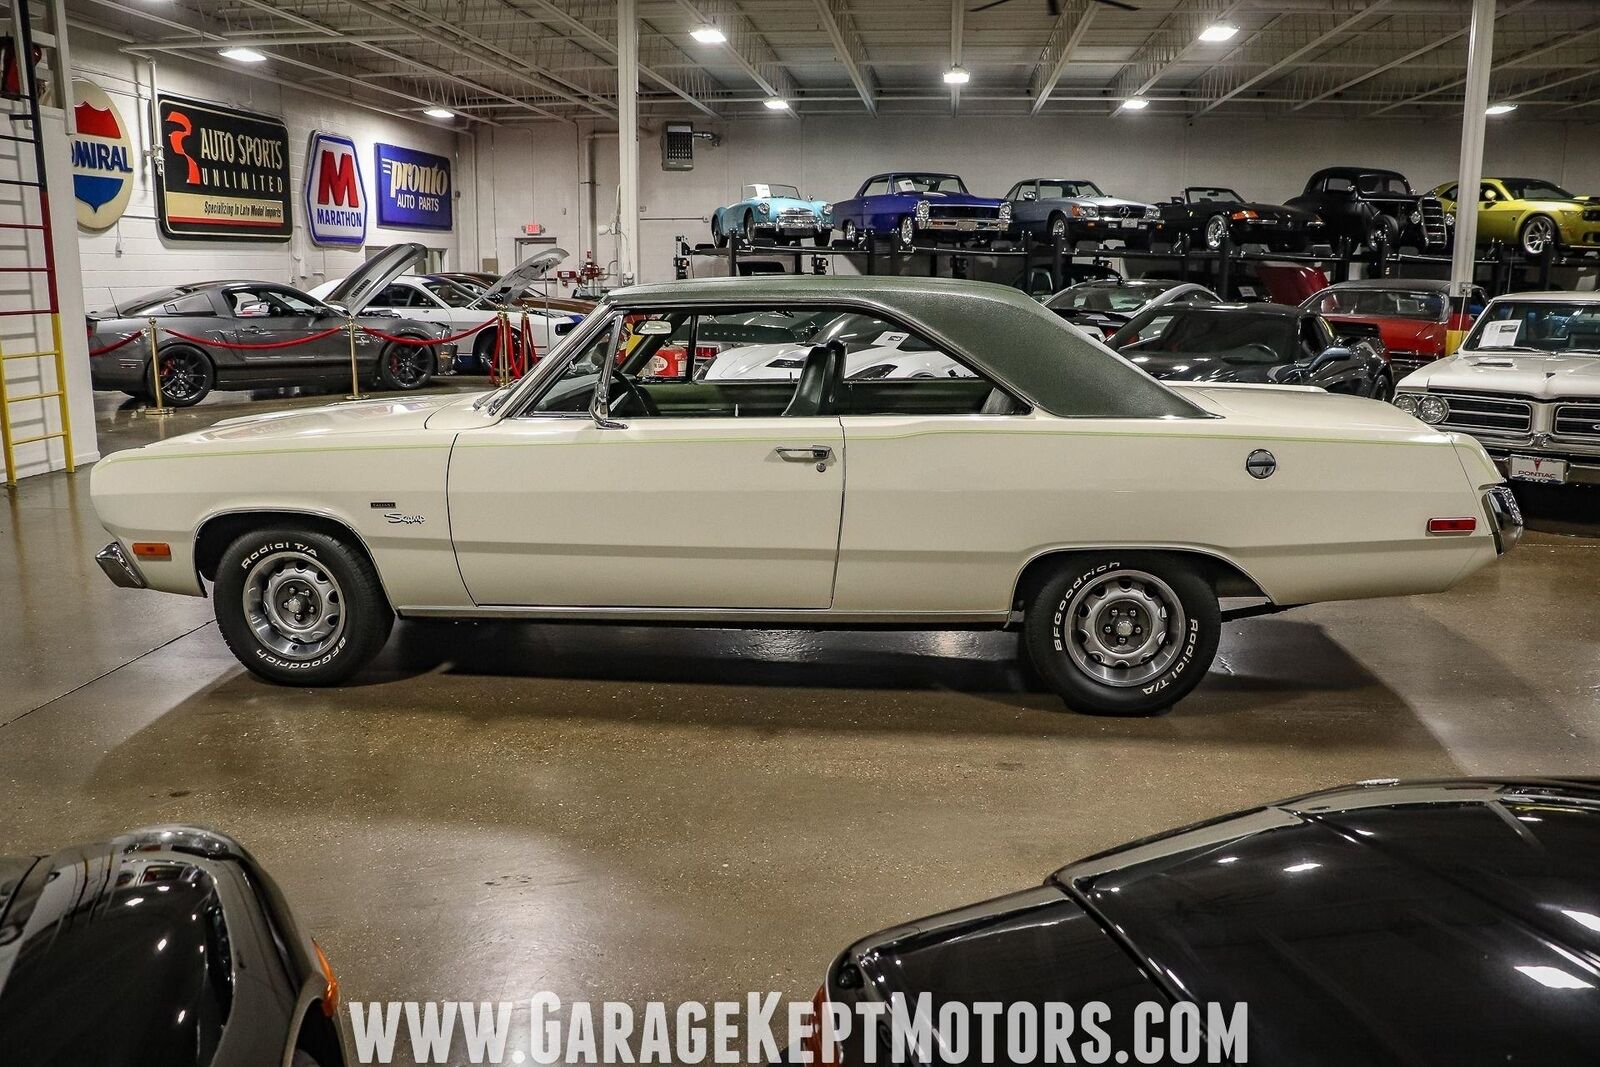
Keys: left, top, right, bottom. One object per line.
{"left": 1300, "top": 279, "right": 1484, "bottom": 378}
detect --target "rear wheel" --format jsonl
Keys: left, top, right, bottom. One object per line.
{"left": 711, "top": 218, "right": 727, "bottom": 248}
{"left": 213, "top": 527, "right": 394, "bottom": 686}
{"left": 376, "top": 341, "right": 435, "bottom": 391}
{"left": 153, "top": 346, "right": 214, "bottom": 407}
{"left": 1023, "top": 553, "right": 1220, "bottom": 716}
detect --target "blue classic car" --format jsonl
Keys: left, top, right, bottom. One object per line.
{"left": 711, "top": 184, "right": 833, "bottom": 247}
{"left": 831, "top": 172, "right": 1011, "bottom": 249}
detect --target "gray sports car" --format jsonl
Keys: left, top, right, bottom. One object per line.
{"left": 87, "top": 244, "right": 455, "bottom": 407}
{"left": 1005, "top": 178, "right": 1163, "bottom": 248}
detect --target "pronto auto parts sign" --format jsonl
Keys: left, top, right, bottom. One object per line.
{"left": 304, "top": 131, "right": 366, "bottom": 247}
{"left": 156, "top": 93, "right": 291, "bottom": 241}
{"left": 71, "top": 79, "right": 134, "bottom": 229}
{"left": 375, "top": 142, "right": 452, "bottom": 230}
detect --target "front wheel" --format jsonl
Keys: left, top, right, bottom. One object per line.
{"left": 1023, "top": 553, "right": 1220, "bottom": 716}
{"left": 842, "top": 220, "right": 860, "bottom": 247}
{"left": 1371, "top": 370, "right": 1394, "bottom": 402}
{"left": 214, "top": 527, "right": 394, "bottom": 686}
{"left": 897, "top": 216, "right": 917, "bottom": 249}
{"left": 1519, "top": 215, "right": 1557, "bottom": 258}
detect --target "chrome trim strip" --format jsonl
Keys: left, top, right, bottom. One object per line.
{"left": 1483, "top": 486, "right": 1524, "bottom": 555}
{"left": 397, "top": 605, "right": 1012, "bottom": 626}
{"left": 95, "top": 541, "right": 146, "bottom": 589}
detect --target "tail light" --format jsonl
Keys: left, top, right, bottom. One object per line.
{"left": 1427, "top": 517, "right": 1477, "bottom": 535}
{"left": 801, "top": 984, "right": 837, "bottom": 1065}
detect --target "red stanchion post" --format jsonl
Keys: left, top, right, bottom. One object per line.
{"left": 345, "top": 317, "right": 366, "bottom": 401}
{"left": 146, "top": 317, "right": 173, "bottom": 418}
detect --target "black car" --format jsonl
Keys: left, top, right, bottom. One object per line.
{"left": 1287, "top": 167, "right": 1449, "bottom": 254}
{"left": 1107, "top": 301, "right": 1392, "bottom": 399}
{"left": 0, "top": 826, "right": 346, "bottom": 1067}
{"left": 1159, "top": 186, "right": 1324, "bottom": 253}
{"left": 808, "top": 779, "right": 1600, "bottom": 1066}
{"left": 1043, "top": 279, "right": 1218, "bottom": 339}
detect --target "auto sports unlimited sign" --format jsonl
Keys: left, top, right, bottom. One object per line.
{"left": 304, "top": 131, "right": 366, "bottom": 247}
{"left": 70, "top": 79, "right": 134, "bottom": 229}
{"left": 156, "top": 93, "right": 291, "bottom": 241}
{"left": 375, "top": 142, "right": 452, "bottom": 230}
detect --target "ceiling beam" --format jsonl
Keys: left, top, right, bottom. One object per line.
{"left": 813, "top": 0, "right": 876, "bottom": 114}
{"left": 674, "top": 0, "right": 797, "bottom": 103}
{"left": 1368, "top": 20, "right": 1600, "bottom": 115}
{"left": 1111, "top": 0, "right": 1242, "bottom": 104}
{"left": 1193, "top": 1, "right": 1391, "bottom": 116}
{"left": 1027, "top": 0, "right": 1095, "bottom": 115}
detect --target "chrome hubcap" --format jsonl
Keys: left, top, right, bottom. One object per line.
{"left": 1064, "top": 569, "right": 1186, "bottom": 687}
{"left": 1205, "top": 216, "right": 1225, "bottom": 249}
{"left": 244, "top": 551, "right": 346, "bottom": 659}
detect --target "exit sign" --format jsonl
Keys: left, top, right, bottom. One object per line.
{"left": 522, "top": 222, "right": 544, "bottom": 235}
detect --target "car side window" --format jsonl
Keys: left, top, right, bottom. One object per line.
{"left": 1323, "top": 176, "right": 1355, "bottom": 195}
{"left": 162, "top": 293, "right": 216, "bottom": 317}
{"left": 228, "top": 287, "right": 304, "bottom": 318}
{"left": 376, "top": 284, "right": 415, "bottom": 308}
{"left": 864, "top": 178, "right": 889, "bottom": 197}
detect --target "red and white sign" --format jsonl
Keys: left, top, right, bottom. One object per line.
{"left": 304, "top": 130, "right": 366, "bottom": 247}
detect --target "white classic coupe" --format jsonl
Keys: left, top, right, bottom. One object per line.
{"left": 91, "top": 276, "right": 1521, "bottom": 716}
{"left": 1395, "top": 290, "right": 1600, "bottom": 488}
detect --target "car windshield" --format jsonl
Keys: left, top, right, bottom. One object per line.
{"left": 418, "top": 279, "right": 481, "bottom": 307}
{"left": 1501, "top": 178, "right": 1574, "bottom": 200}
{"left": 1117, "top": 309, "right": 1295, "bottom": 363}
{"left": 1464, "top": 300, "right": 1600, "bottom": 354}
{"left": 1039, "top": 180, "right": 1104, "bottom": 199}
{"left": 442, "top": 277, "right": 490, "bottom": 298}
{"left": 891, "top": 174, "right": 967, "bottom": 195}
{"left": 1309, "top": 288, "right": 1446, "bottom": 322}
{"left": 747, "top": 183, "right": 800, "bottom": 200}
{"left": 1047, "top": 285, "right": 1166, "bottom": 313}
{"left": 1357, "top": 173, "right": 1411, "bottom": 196}
{"left": 1188, "top": 187, "right": 1242, "bottom": 204}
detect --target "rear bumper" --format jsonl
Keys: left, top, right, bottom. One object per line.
{"left": 1482, "top": 486, "right": 1524, "bottom": 554}
{"left": 96, "top": 541, "right": 146, "bottom": 589}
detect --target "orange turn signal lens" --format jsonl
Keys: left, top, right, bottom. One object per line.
{"left": 131, "top": 542, "right": 171, "bottom": 560}
{"left": 312, "top": 939, "right": 340, "bottom": 1017}
{"left": 1427, "top": 517, "right": 1477, "bottom": 535}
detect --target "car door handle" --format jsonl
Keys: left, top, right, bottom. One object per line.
{"left": 774, "top": 445, "right": 833, "bottom": 463}
{"left": 240, "top": 325, "right": 267, "bottom": 334}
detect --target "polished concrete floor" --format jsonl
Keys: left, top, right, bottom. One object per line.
{"left": 4, "top": 386, "right": 1600, "bottom": 1054}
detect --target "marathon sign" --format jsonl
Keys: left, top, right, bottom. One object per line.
{"left": 375, "top": 142, "right": 452, "bottom": 230}
{"left": 304, "top": 131, "right": 366, "bottom": 247}
{"left": 156, "top": 93, "right": 291, "bottom": 241}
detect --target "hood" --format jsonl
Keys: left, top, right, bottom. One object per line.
{"left": 319, "top": 241, "right": 428, "bottom": 315}
{"left": 1125, "top": 351, "right": 1291, "bottom": 385}
{"left": 915, "top": 191, "right": 1005, "bottom": 208}
{"left": 1326, "top": 314, "right": 1444, "bottom": 355}
{"left": 1400, "top": 351, "right": 1600, "bottom": 398}
{"left": 477, "top": 248, "right": 571, "bottom": 307}
{"left": 1078, "top": 196, "right": 1156, "bottom": 213}
{"left": 138, "top": 393, "right": 463, "bottom": 454}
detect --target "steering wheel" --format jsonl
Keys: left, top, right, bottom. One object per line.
{"left": 609, "top": 372, "right": 659, "bottom": 417}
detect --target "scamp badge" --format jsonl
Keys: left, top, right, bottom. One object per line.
{"left": 305, "top": 131, "right": 367, "bottom": 247}
{"left": 71, "top": 79, "right": 134, "bottom": 229}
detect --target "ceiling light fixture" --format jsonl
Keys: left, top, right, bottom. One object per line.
{"left": 218, "top": 47, "right": 268, "bottom": 63}
{"left": 1120, "top": 97, "right": 1150, "bottom": 111}
{"left": 1198, "top": 23, "right": 1239, "bottom": 43}
{"left": 424, "top": 107, "right": 456, "bottom": 120}
{"left": 690, "top": 25, "right": 726, "bottom": 44}
{"left": 1485, "top": 102, "right": 1517, "bottom": 115}
{"left": 763, "top": 97, "right": 790, "bottom": 110}
{"left": 944, "top": 65, "right": 970, "bottom": 85}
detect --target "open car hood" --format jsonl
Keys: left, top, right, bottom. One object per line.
{"left": 477, "top": 248, "right": 571, "bottom": 307}
{"left": 319, "top": 242, "right": 428, "bottom": 316}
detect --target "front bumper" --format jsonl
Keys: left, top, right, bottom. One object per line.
{"left": 97, "top": 541, "right": 146, "bottom": 589}
{"left": 1482, "top": 486, "right": 1524, "bottom": 554}
{"left": 918, "top": 217, "right": 1006, "bottom": 234}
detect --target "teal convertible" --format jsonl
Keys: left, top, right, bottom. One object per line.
{"left": 711, "top": 183, "right": 833, "bottom": 247}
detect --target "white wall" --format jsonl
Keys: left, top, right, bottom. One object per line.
{"left": 69, "top": 29, "right": 464, "bottom": 312}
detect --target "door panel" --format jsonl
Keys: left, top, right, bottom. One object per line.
{"left": 448, "top": 416, "right": 845, "bottom": 608}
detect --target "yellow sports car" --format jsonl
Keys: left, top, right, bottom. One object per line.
{"left": 1431, "top": 177, "right": 1600, "bottom": 256}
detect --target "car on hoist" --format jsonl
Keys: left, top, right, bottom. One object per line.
{"left": 91, "top": 275, "right": 1516, "bottom": 718}
{"left": 1429, "top": 176, "right": 1600, "bottom": 258}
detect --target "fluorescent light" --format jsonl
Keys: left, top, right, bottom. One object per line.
{"left": 1516, "top": 965, "right": 1593, "bottom": 990}
{"left": 424, "top": 107, "right": 456, "bottom": 120}
{"left": 1486, "top": 102, "right": 1517, "bottom": 115}
{"left": 218, "top": 47, "right": 267, "bottom": 63}
{"left": 943, "top": 66, "right": 970, "bottom": 85}
{"left": 763, "top": 97, "right": 790, "bottom": 110}
{"left": 690, "top": 25, "right": 726, "bottom": 44}
{"left": 1282, "top": 862, "right": 1321, "bottom": 874}
{"left": 1563, "top": 910, "right": 1600, "bottom": 933}
{"left": 1198, "top": 23, "right": 1238, "bottom": 43}
{"left": 1120, "top": 97, "right": 1150, "bottom": 111}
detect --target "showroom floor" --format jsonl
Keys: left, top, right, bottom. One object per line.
{"left": 3, "top": 389, "right": 1599, "bottom": 1033}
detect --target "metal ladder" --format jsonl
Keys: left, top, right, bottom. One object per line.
{"left": 1, "top": 0, "right": 72, "bottom": 485}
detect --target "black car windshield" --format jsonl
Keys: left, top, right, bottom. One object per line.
{"left": 1357, "top": 173, "right": 1411, "bottom": 196}
{"left": 1501, "top": 178, "right": 1575, "bottom": 200}
{"left": 1117, "top": 308, "right": 1295, "bottom": 363}
{"left": 1039, "top": 180, "right": 1104, "bottom": 199}
{"left": 1047, "top": 285, "right": 1167, "bottom": 313}
{"left": 1309, "top": 288, "right": 1446, "bottom": 322}
{"left": 891, "top": 174, "right": 967, "bottom": 195}
{"left": 418, "top": 279, "right": 481, "bottom": 308}
{"left": 1187, "top": 187, "right": 1243, "bottom": 204}
{"left": 1465, "top": 301, "right": 1600, "bottom": 354}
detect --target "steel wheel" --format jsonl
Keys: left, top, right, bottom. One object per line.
{"left": 1204, "top": 214, "right": 1227, "bottom": 250}
{"left": 1063, "top": 568, "right": 1187, "bottom": 688}
{"left": 242, "top": 550, "right": 347, "bottom": 662}
{"left": 156, "top": 347, "right": 213, "bottom": 407}
{"left": 1520, "top": 215, "right": 1556, "bottom": 257}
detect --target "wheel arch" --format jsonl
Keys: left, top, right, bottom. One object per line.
{"left": 1011, "top": 546, "right": 1269, "bottom": 612}
{"left": 293, "top": 997, "right": 347, "bottom": 1067}
{"left": 193, "top": 508, "right": 391, "bottom": 610}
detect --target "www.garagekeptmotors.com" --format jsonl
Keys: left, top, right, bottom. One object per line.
{"left": 346, "top": 993, "right": 1249, "bottom": 1064}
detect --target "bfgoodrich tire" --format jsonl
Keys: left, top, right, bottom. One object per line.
{"left": 213, "top": 527, "right": 393, "bottom": 686}
{"left": 1023, "top": 553, "right": 1220, "bottom": 716}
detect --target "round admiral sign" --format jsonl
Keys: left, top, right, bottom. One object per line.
{"left": 71, "top": 79, "right": 134, "bottom": 229}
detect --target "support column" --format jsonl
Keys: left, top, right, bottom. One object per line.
{"left": 1450, "top": 0, "right": 1495, "bottom": 297}
{"left": 617, "top": 0, "right": 640, "bottom": 286}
